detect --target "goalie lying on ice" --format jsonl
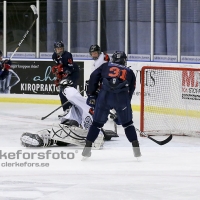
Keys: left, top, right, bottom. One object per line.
{"left": 20, "top": 79, "right": 118, "bottom": 149}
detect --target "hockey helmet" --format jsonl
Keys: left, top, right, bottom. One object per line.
{"left": 54, "top": 41, "right": 64, "bottom": 48}
{"left": 89, "top": 44, "right": 101, "bottom": 60}
{"left": 54, "top": 41, "right": 64, "bottom": 56}
{"left": 111, "top": 51, "right": 127, "bottom": 65}
{"left": 59, "top": 79, "right": 74, "bottom": 88}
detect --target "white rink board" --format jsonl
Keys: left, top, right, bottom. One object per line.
{"left": 1, "top": 59, "right": 200, "bottom": 107}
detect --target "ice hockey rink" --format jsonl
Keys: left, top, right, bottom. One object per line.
{"left": 0, "top": 99, "right": 200, "bottom": 200}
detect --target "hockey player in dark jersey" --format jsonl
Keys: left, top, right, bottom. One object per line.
{"left": 0, "top": 50, "right": 12, "bottom": 80}
{"left": 0, "top": 50, "right": 16, "bottom": 93}
{"left": 82, "top": 51, "right": 141, "bottom": 158}
{"left": 52, "top": 41, "right": 79, "bottom": 118}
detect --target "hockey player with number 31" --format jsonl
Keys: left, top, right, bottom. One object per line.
{"left": 82, "top": 51, "right": 142, "bottom": 159}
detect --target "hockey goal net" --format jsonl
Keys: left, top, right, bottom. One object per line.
{"left": 140, "top": 66, "right": 200, "bottom": 137}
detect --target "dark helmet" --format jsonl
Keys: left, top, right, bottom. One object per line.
{"left": 0, "top": 50, "right": 2, "bottom": 57}
{"left": 89, "top": 44, "right": 101, "bottom": 53}
{"left": 89, "top": 44, "right": 101, "bottom": 59}
{"left": 111, "top": 51, "right": 127, "bottom": 65}
{"left": 54, "top": 41, "right": 64, "bottom": 48}
{"left": 54, "top": 41, "right": 64, "bottom": 56}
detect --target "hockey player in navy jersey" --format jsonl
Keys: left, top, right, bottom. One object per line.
{"left": 52, "top": 41, "right": 79, "bottom": 118}
{"left": 82, "top": 51, "right": 142, "bottom": 158}
{"left": 0, "top": 50, "right": 12, "bottom": 80}
{"left": 0, "top": 50, "right": 18, "bottom": 93}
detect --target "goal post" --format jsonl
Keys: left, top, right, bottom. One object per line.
{"left": 140, "top": 66, "right": 200, "bottom": 137}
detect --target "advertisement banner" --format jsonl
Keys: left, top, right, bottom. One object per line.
{"left": 1, "top": 61, "right": 84, "bottom": 95}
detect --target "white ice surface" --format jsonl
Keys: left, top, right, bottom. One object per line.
{"left": 0, "top": 102, "right": 200, "bottom": 200}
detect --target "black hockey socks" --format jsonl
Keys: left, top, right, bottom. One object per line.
{"left": 124, "top": 125, "right": 138, "bottom": 142}
{"left": 86, "top": 123, "right": 101, "bottom": 142}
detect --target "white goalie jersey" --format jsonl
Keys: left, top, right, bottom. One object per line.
{"left": 91, "top": 52, "right": 109, "bottom": 72}
{"left": 61, "top": 87, "right": 92, "bottom": 130}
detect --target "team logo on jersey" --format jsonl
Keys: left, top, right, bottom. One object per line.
{"left": 112, "top": 78, "right": 117, "bottom": 84}
{"left": 84, "top": 116, "right": 92, "bottom": 130}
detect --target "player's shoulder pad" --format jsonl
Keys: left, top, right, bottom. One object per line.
{"left": 100, "top": 62, "right": 109, "bottom": 68}
{"left": 52, "top": 52, "right": 57, "bottom": 59}
{"left": 63, "top": 51, "right": 72, "bottom": 57}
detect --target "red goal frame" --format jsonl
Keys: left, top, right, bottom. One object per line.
{"left": 140, "top": 66, "right": 200, "bottom": 133}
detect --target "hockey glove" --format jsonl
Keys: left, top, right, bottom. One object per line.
{"left": 54, "top": 79, "right": 60, "bottom": 87}
{"left": 52, "top": 64, "right": 64, "bottom": 74}
{"left": 3, "top": 64, "right": 11, "bottom": 71}
{"left": 86, "top": 95, "right": 97, "bottom": 108}
{"left": 52, "top": 65, "right": 58, "bottom": 74}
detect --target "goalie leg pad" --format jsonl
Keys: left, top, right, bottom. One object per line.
{"left": 50, "top": 124, "right": 104, "bottom": 149}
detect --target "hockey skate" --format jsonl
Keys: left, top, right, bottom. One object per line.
{"left": 82, "top": 140, "right": 92, "bottom": 159}
{"left": 132, "top": 140, "right": 142, "bottom": 158}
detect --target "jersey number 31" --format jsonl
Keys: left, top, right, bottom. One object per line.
{"left": 108, "top": 67, "right": 127, "bottom": 81}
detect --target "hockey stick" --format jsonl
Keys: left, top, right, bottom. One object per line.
{"left": 109, "top": 111, "right": 172, "bottom": 145}
{"left": 135, "top": 128, "right": 173, "bottom": 145}
{"left": 41, "top": 89, "right": 85, "bottom": 120}
{"left": 9, "top": 5, "right": 38, "bottom": 60}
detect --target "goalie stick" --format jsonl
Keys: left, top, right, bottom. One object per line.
{"left": 41, "top": 89, "right": 85, "bottom": 120}
{"left": 41, "top": 100, "right": 70, "bottom": 120}
{"left": 9, "top": 5, "right": 38, "bottom": 60}
{"left": 135, "top": 128, "right": 173, "bottom": 145}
